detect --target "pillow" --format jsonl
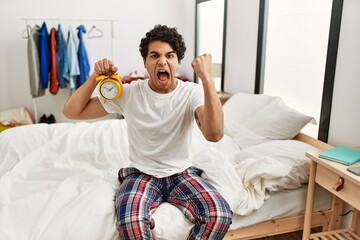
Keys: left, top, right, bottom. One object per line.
{"left": 223, "top": 92, "right": 280, "bottom": 137}
{"left": 233, "top": 98, "right": 316, "bottom": 149}
{"left": 232, "top": 139, "right": 317, "bottom": 192}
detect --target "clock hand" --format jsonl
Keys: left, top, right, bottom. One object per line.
{"left": 108, "top": 87, "right": 114, "bottom": 91}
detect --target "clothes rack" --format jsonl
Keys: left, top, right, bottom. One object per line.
{"left": 21, "top": 17, "right": 117, "bottom": 123}
{"left": 22, "top": 17, "right": 116, "bottom": 60}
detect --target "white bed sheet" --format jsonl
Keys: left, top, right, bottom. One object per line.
{"left": 0, "top": 119, "right": 329, "bottom": 240}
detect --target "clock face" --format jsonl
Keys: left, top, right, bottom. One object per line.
{"left": 100, "top": 81, "right": 120, "bottom": 100}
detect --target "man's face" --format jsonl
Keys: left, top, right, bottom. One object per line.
{"left": 144, "top": 40, "right": 180, "bottom": 93}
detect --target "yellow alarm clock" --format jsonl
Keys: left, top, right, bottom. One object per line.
{"left": 96, "top": 74, "right": 123, "bottom": 101}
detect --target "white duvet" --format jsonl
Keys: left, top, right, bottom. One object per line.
{"left": 0, "top": 119, "right": 314, "bottom": 240}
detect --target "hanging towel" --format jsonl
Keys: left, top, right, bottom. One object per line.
{"left": 66, "top": 27, "right": 80, "bottom": 94}
{"left": 56, "top": 24, "right": 69, "bottom": 89}
{"left": 27, "top": 25, "right": 45, "bottom": 98}
{"left": 39, "top": 22, "right": 51, "bottom": 89}
{"left": 76, "top": 25, "right": 90, "bottom": 88}
{"left": 49, "top": 27, "right": 59, "bottom": 94}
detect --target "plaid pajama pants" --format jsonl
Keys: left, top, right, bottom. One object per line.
{"left": 115, "top": 166, "right": 232, "bottom": 240}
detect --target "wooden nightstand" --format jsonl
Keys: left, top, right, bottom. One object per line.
{"left": 302, "top": 150, "right": 360, "bottom": 240}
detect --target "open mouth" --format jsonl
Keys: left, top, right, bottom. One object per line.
{"left": 157, "top": 70, "right": 170, "bottom": 82}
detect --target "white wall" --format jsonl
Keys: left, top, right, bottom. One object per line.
{"left": 225, "top": 0, "right": 259, "bottom": 94}
{"left": 328, "top": 0, "right": 360, "bottom": 147}
{"left": 0, "top": 0, "right": 195, "bottom": 123}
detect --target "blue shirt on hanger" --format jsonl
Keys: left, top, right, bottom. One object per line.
{"left": 40, "top": 22, "right": 51, "bottom": 89}
{"left": 56, "top": 24, "right": 69, "bottom": 89}
{"left": 66, "top": 27, "right": 80, "bottom": 94}
{"left": 76, "top": 25, "right": 90, "bottom": 88}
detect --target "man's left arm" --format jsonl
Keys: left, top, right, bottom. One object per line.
{"left": 192, "top": 53, "right": 224, "bottom": 142}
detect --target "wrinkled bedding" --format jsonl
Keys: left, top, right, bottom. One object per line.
{"left": 0, "top": 118, "right": 316, "bottom": 240}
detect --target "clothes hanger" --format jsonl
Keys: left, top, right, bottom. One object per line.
{"left": 22, "top": 25, "right": 32, "bottom": 39}
{"left": 87, "top": 25, "right": 104, "bottom": 39}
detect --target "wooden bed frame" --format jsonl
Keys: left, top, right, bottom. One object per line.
{"left": 224, "top": 132, "right": 343, "bottom": 240}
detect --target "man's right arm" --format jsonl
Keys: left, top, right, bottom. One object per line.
{"left": 62, "top": 59, "right": 118, "bottom": 120}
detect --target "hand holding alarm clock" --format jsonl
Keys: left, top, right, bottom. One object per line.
{"left": 96, "top": 74, "right": 123, "bottom": 101}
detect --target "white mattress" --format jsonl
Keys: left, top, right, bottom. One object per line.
{"left": 230, "top": 185, "right": 331, "bottom": 230}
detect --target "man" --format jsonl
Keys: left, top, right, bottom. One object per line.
{"left": 63, "top": 24, "right": 232, "bottom": 239}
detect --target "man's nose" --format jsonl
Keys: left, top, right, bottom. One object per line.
{"left": 158, "top": 55, "right": 167, "bottom": 65}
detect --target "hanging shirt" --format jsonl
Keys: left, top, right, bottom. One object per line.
{"left": 27, "top": 25, "right": 45, "bottom": 98}
{"left": 56, "top": 24, "right": 69, "bottom": 89}
{"left": 66, "top": 27, "right": 80, "bottom": 94}
{"left": 76, "top": 25, "right": 90, "bottom": 89}
{"left": 49, "top": 27, "right": 59, "bottom": 94}
{"left": 39, "top": 22, "right": 51, "bottom": 89}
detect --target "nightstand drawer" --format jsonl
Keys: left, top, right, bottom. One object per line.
{"left": 316, "top": 164, "right": 360, "bottom": 209}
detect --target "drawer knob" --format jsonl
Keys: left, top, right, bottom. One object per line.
{"left": 332, "top": 177, "right": 344, "bottom": 191}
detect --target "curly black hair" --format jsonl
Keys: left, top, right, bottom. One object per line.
{"left": 139, "top": 25, "right": 186, "bottom": 63}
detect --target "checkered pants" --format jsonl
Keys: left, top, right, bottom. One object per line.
{"left": 115, "top": 166, "right": 232, "bottom": 240}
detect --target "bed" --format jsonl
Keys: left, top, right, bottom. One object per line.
{"left": 0, "top": 92, "right": 341, "bottom": 240}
